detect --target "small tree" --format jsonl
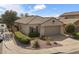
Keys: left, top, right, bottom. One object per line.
{"left": 1, "top": 10, "right": 19, "bottom": 30}
{"left": 20, "top": 13, "right": 24, "bottom": 17}
{"left": 65, "top": 24, "right": 75, "bottom": 34}
{"left": 25, "top": 13, "right": 29, "bottom": 17}
{"left": 20, "top": 13, "right": 29, "bottom": 17}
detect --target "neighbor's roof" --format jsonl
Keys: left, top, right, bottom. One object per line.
{"left": 60, "top": 11, "right": 79, "bottom": 17}
{"left": 60, "top": 19, "right": 79, "bottom": 24}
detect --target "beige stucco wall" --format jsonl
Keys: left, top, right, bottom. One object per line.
{"left": 20, "top": 24, "right": 29, "bottom": 35}
{"left": 20, "top": 24, "right": 41, "bottom": 35}
{"left": 60, "top": 25, "right": 65, "bottom": 34}
{"left": 40, "top": 26, "right": 45, "bottom": 36}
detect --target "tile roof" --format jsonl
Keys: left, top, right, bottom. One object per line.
{"left": 60, "top": 19, "right": 79, "bottom": 24}
{"left": 29, "top": 17, "right": 52, "bottom": 25}
{"left": 60, "top": 11, "right": 79, "bottom": 16}
{"left": 15, "top": 16, "right": 36, "bottom": 24}
{"left": 15, "top": 16, "right": 55, "bottom": 25}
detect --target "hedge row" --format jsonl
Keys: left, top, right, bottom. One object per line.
{"left": 29, "top": 32, "right": 40, "bottom": 37}
{"left": 15, "top": 31, "right": 31, "bottom": 44}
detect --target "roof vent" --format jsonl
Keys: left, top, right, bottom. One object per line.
{"left": 52, "top": 20, "right": 55, "bottom": 23}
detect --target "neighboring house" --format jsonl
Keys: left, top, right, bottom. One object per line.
{"left": 15, "top": 16, "right": 63, "bottom": 36}
{"left": 59, "top": 11, "right": 79, "bottom": 32}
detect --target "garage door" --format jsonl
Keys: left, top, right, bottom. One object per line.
{"left": 45, "top": 26, "right": 61, "bottom": 36}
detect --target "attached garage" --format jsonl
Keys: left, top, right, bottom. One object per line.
{"left": 40, "top": 18, "right": 63, "bottom": 36}
{"left": 44, "top": 26, "right": 61, "bottom": 36}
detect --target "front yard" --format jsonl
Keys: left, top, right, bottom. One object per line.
{"left": 8, "top": 22, "right": 79, "bottom": 51}
{"left": 3, "top": 33, "right": 79, "bottom": 54}
{"left": 14, "top": 31, "right": 62, "bottom": 50}
{"left": 3, "top": 30, "right": 79, "bottom": 53}
{"left": 14, "top": 31, "right": 79, "bottom": 50}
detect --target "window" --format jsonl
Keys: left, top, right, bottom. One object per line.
{"left": 29, "top": 27, "right": 34, "bottom": 33}
{"left": 29, "top": 26, "right": 39, "bottom": 33}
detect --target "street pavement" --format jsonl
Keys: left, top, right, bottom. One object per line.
{"left": 69, "top": 51, "right": 79, "bottom": 54}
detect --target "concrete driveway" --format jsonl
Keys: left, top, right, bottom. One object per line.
{"left": 47, "top": 35, "right": 68, "bottom": 41}
{"left": 47, "top": 35, "right": 79, "bottom": 45}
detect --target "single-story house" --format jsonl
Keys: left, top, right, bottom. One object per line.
{"left": 59, "top": 11, "right": 79, "bottom": 32}
{"left": 15, "top": 16, "right": 64, "bottom": 36}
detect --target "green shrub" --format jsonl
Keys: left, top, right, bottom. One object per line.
{"left": 65, "top": 24, "right": 75, "bottom": 34}
{"left": 32, "top": 40, "right": 40, "bottom": 48}
{"left": 29, "top": 32, "right": 40, "bottom": 37}
{"left": 72, "top": 32, "right": 79, "bottom": 39}
{"left": 15, "top": 31, "right": 31, "bottom": 44}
